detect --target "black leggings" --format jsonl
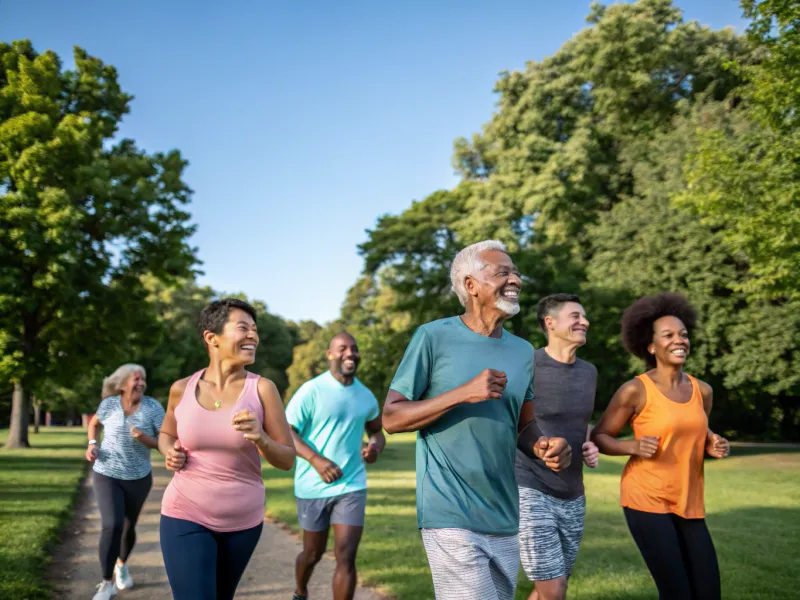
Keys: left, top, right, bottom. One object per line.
{"left": 624, "top": 507, "right": 721, "bottom": 600}
{"left": 93, "top": 471, "right": 152, "bottom": 579}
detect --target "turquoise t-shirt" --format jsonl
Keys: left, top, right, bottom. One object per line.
{"left": 390, "top": 316, "right": 534, "bottom": 535}
{"left": 286, "top": 371, "right": 380, "bottom": 499}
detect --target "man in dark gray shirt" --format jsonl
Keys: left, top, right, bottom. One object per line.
{"left": 515, "top": 294, "right": 599, "bottom": 600}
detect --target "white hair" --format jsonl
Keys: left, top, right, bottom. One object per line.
{"left": 450, "top": 240, "right": 508, "bottom": 307}
{"left": 101, "top": 363, "right": 146, "bottom": 400}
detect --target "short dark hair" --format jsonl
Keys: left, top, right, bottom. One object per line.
{"left": 198, "top": 298, "right": 258, "bottom": 337}
{"left": 536, "top": 293, "right": 581, "bottom": 335}
{"left": 621, "top": 292, "right": 698, "bottom": 367}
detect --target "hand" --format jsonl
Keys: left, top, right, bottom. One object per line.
{"left": 634, "top": 436, "right": 660, "bottom": 458}
{"left": 361, "top": 442, "right": 379, "bottom": 464}
{"left": 311, "top": 455, "right": 343, "bottom": 483}
{"left": 166, "top": 440, "right": 187, "bottom": 471}
{"left": 706, "top": 433, "right": 729, "bottom": 458}
{"left": 462, "top": 369, "right": 507, "bottom": 404}
{"left": 232, "top": 409, "right": 267, "bottom": 446}
{"left": 533, "top": 436, "right": 572, "bottom": 472}
{"left": 582, "top": 441, "right": 599, "bottom": 468}
{"left": 85, "top": 445, "right": 99, "bottom": 462}
{"left": 129, "top": 426, "right": 145, "bottom": 442}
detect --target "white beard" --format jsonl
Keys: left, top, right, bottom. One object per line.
{"left": 496, "top": 297, "right": 520, "bottom": 316}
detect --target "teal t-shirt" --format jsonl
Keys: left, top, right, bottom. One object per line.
{"left": 286, "top": 371, "right": 380, "bottom": 499}
{"left": 390, "top": 316, "right": 534, "bottom": 535}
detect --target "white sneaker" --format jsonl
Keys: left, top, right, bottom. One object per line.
{"left": 114, "top": 563, "right": 133, "bottom": 590}
{"left": 92, "top": 581, "right": 117, "bottom": 600}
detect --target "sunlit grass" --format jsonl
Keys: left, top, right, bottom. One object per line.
{"left": 264, "top": 433, "right": 800, "bottom": 600}
{"left": 0, "top": 428, "right": 88, "bottom": 600}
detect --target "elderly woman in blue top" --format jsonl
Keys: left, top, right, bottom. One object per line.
{"left": 85, "top": 363, "right": 165, "bottom": 600}
{"left": 383, "top": 240, "right": 573, "bottom": 600}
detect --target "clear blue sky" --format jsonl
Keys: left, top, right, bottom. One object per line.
{"left": 1, "top": 1, "right": 746, "bottom": 323}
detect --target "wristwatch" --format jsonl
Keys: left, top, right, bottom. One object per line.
{"left": 88, "top": 439, "right": 97, "bottom": 445}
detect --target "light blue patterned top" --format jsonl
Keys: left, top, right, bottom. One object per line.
{"left": 93, "top": 395, "right": 165, "bottom": 480}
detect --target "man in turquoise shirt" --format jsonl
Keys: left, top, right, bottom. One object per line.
{"left": 384, "top": 240, "right": 572, "bottom": 600}
{"left": 286, "top": 332, "right": 384, "bottom": 600}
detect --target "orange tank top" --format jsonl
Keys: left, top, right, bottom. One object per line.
{"left": 620, "top": 373, "right": 707, "bottom": 518}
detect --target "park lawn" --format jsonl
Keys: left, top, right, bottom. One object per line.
{"left": 0, "top": 427, "right": 89, "bottom": 600}
{"left": 263, "top": 433, "right": 800, "bottom": 600}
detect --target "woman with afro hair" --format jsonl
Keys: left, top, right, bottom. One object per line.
{"left": 592, "top": 292, "right": 729, "bottom": 600}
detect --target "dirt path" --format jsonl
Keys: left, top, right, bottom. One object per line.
{"left": 50, "top": 465, "right": 386, "bottom": 600}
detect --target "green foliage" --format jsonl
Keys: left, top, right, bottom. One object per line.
{"left": 0, "top": 41, "right": 198, "bottom": 445}
{"left": 0, "top": 428, "right": 88, "bottom": 599}
{"left": 675, "top": 0, "right": 800, "bottom": 301}
{"left": 300, "top": 0, "right": 798, "bottom": 439}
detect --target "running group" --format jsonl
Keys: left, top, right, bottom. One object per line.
{"left": 86, "top": 239, "right": 729, "bottom": 600}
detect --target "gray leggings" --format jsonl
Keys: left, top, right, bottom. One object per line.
{"left": 93, "top": 471, "right": 152, "bottom": 579}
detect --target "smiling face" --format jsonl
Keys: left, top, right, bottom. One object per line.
{"left": 204, "top": 308, "right": 259, "bottom": 366}
{"left": 121, "top": 369, "right": 146, "bottom": 401}
{"left": 545, "top": 301, "right": 589, "bottom": 346}
{"left": 648, "top": 315, "right": 690, "bottom": 367}
{"left": 466, "top": 249, "right": 522, "bottom": 317}
{"left": 327, "top": 333, "right": 360, "bottom": 379}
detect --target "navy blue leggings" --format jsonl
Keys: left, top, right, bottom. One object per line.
{"left": 160, "top": 515, "right": 263, "bottom": 600}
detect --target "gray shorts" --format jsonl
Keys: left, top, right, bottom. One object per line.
{"left": 421, "top": 528, "right": 520, "bottom": 600}
{"left": 518, "top": 486, "right": 586, "bottom": 581}
{"left": 296, "top": 489, "right": 367, "bottom": 532}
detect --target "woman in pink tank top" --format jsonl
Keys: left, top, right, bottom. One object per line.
{"left": 157, "top": 298, "right": 296, "bottom": 600}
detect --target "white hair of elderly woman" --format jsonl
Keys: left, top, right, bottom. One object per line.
{"left": 101, "top": 363, "right": 146, "bottom": 400}
{"left": 450, "top": 240, "right": 509, "bottom": 307}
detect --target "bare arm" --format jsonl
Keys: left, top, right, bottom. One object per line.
{"left": 159, "top": 379, "right": 188, "bottom": 471}
{"left": 87, "top": 413, "right": 102, "bottom": 442}
{"left": 291, "top": 428, "right": 321, "bottom": 463}
{"left": 361, "top": 416, "right": 386, "bottom": 464}
{"left": 85, "top": 414, "right": 102, "bottom": 462}
{"left": 130, "top": 430, "right": 159, "bottom": 450}
{"left": 591, "top": 379, "right": 654, "bottom": 457}
{"left": 290, "top": 426, "right": 343, "bottom": 483}
{"left": 382, "top": 369, "right": 507, "bottom": 434}
{"left": 254, "top": 378, "right": 296, "bottom": 471}
{"left": 365, "top": 416, "right": 386, "bottom": 453}
{"left": 517, "top": 401, "right": 572, "bottom": 472}
{"left": 699, "top": 379, "right": 729, "bottom": 458}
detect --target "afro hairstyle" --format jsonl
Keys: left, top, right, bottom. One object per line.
{"left": 621, "top": 292, "right": 698, "bottom": 367}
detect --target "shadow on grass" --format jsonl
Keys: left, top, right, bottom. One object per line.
{"left": 0, "top": 456, "right": 85, "bottom": 471}
{"left": 726, "top": 444, "right": 800, "bottom": 458}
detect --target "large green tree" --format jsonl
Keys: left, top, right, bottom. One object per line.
{"left": 676, "top": 0, "right": 800, "bottom": 301}
{"left": 452, "top": 0, "right": 748, "bottom": 253}
{"left": 0, "top": 41, "right": 198, "bottom": 447}
{"left": 345, "top": 0, "right": 752, "bottom": 415}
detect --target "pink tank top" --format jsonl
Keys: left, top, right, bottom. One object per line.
{"left": 161, "top": 369, "right": 265, "bottom": 532}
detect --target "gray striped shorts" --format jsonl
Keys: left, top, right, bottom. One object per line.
{"left": 518, "top": 486, "right": 586, "bottom": 581}
{"left": 421, "top": 528, "right": 519, "bottom": 600}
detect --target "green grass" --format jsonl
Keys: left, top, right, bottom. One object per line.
{"left": 0, "top": 427, "right": 89, "bottom": 600}
{"left": 263, "top": 434, "right": 800, "bottom": 600}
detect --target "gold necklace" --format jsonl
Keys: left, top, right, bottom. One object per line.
{"left": 200, "top": 380, "right": 224, "bottom": 410}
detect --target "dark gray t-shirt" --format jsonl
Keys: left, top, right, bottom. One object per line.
{"left": 515, "top": 348, "right": 597, "bottom": 499}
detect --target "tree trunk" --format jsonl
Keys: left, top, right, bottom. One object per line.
{"left": 5, "top": 381, "right": 31, "bottom": 448}
{"left": 33, "top": 398, "right": 42, "bottom": 434}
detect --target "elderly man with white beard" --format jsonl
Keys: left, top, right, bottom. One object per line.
{"left": 383, "top": 240, "right": 572, "bottom": 600}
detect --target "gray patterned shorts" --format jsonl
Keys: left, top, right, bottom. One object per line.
{"left": 518, "top": 486, "right": 586, "bottom": 581}
{"left": 421, "top": 528, "right": 520, "bottom": 600}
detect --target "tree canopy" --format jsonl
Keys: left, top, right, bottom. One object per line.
{"left": 286, "top": 0, "right": 799, "bottom": 440}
